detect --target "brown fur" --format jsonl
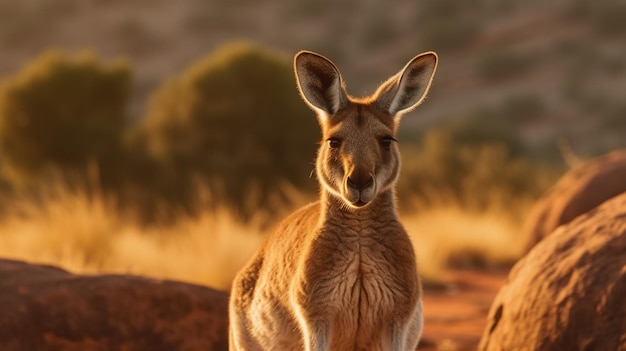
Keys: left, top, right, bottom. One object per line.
{"left": 229, "top": 50, "right": 438, "bottom": 351}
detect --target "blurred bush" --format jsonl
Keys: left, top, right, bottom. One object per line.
{"left": 444, "top": 107, "right": 527, "bottom": 156}
{"left": 398, "top": 118, "right": 561, "bottom": 216}
{"left": 139, "top": 42, "right": 319, "bottom": 215}
{"left": 0, "top": 51, "right": 130, "bottom": 187}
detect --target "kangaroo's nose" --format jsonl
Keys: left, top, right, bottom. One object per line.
{"left": 347, "top": 173, "right": 374, "bottom": 191}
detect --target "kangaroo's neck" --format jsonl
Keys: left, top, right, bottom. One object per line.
{"left": 319, "top": 188, "right": 399, "bottom": 225}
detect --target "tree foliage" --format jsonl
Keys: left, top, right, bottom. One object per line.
{"left": 141, "top": 42, "right": 319, "bottom": 210}
{"left": 0, "top": 51, "right": 130, "bottom": 183}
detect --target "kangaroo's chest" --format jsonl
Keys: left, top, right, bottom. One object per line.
{"left": 307, "top": 230, "right": 415, "bottom": 317}
{"left": 336, "top": 240, "right": 400, "bottom": 302}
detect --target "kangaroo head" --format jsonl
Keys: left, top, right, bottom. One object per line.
{"left": 294, "top": 51, "right": 438, "bottom": 209}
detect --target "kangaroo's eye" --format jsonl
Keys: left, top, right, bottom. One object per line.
{"left": 327, "top": 138, "right": 341, "bottom": 149}
{"left": 380, "top": 136, "right": 396, "bottom": 150}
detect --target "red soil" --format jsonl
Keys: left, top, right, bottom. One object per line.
{"left": 419, "top": 268, "right": 509, "bottom": 351}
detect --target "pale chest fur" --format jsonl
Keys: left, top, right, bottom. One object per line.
{"left": 293, "top": 217, "right": 421, "bottom": 340}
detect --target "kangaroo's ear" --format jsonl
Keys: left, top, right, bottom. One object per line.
{"left": 294, "top": 51, "right": 348, "bottom": 117}
{"left": 374, "top": 52, "right": 438, "bottom": 118}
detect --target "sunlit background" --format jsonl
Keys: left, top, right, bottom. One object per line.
{"left": 0, "top": 0, "right": 625, "bottom": 291}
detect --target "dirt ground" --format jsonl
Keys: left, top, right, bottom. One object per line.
{"left": 419, "top": 268, "right": 509, "bottom": 351}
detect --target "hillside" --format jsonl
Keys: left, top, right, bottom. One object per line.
{"left": 1, "top": 0, "right": 625, "bottom": 157}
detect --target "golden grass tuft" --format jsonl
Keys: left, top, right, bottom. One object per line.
{"left": 0, "top": 185, "right": 264, "bottom": 291}
{"left": 402, "top": 205, "right": 525, "bottom": 282}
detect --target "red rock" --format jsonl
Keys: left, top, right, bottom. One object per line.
{"left": 479, "top": 192, "right": 626, "bottom": 351}
{"left": 523, "top": 149, "right": 626, "bottom": 251}
{"left": 0, "top": 259, "right": 229, "bottom": 351}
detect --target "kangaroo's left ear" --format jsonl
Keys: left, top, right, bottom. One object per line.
{"left": 294, "top": 50, "right": 348, "bottom": 118}
{"left": 374, "top": 52, "right": 438, "bottom": 118}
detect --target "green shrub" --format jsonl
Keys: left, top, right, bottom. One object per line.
{"left": 0, "top": 51, "right": 131, "bottom": 185}
{"left": 398, "top": 128, "right": 561, "bottom": 213}
{"left": 397, "top": 104, "right": 561, "bottom": 212}
{"left": 140, "top": 42, "right": 319, "bottom": 213}
{"left": 446, "top": 109, "right": 527, "bottom": 157}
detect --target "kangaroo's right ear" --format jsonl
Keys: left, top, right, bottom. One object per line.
{"left": 374, "top": 52, "right": 438, "bottom": 119}
{"left": 294, "top": 51, "right": 348, "bottom": 118}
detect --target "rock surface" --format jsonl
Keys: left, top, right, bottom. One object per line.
{"left": 523, "top": 149, "right": 626, "bottom": 251}
{"left": 0, "top": 259, "right": 229, "bottom": 351}
{"left": 479, "top": 192, "right": 626, "bottom": 351}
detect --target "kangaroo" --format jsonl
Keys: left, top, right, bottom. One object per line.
{"left": 229, "top": 50, "right": 438, "bottom": 351}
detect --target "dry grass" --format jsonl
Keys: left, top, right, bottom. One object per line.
{"left": 0, "top": 184, "right": 530, "bottom": 290}
{"left": 0, "top": 185, "right": 264, "bottom": 291}
{"left": 403, "top": 205, "right": 525, "bottom": 282}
